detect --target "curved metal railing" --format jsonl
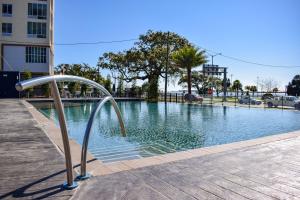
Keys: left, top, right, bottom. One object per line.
{"left": 79, "top": 96, "right": 125, "bottom": 180}
{"left": 15, "top": 75, "right": 126, "bottom": 189}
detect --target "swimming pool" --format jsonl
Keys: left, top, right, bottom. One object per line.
{"left": 33, "top": 101, "right": 300, "bottom": 163}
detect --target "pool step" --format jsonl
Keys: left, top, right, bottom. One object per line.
{"left": 89, "top": 140, "right": 182, "bottom": 163}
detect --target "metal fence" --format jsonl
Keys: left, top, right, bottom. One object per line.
{"left": 154, "top": 92, "right": 298, "bottom": 110}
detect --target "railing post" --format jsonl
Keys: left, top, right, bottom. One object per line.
{"left": 235, "top": 91, "right": 237, "bottom": 106}
{"left": 169, "top": 93, "right": 171, "bottom": 102}
{"left": 50, "top": 80, "right": 77, "bottom": 190}
{"left": 249, "top": 95, "right": 250, "bottom": 108}
{"left": 176, "top": 93, "right": 178, "bottom": 103}
{"left": 78, "top": 96, "right": 126, "bottom": 180}
{"left": 15, "top": 75, "right": 127, "bottom": 188}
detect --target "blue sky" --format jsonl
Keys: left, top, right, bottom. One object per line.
{"left": 54, "top": 0, "right": 300, "bottom": 91}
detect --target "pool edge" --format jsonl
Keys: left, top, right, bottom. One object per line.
{"left": 23, "top": 99, "right": 300, "bottom": 177}
{"left": 22, "top": 100, "right": 114, "bottom": 176}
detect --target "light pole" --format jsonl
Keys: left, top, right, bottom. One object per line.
{"left": 256, "top": 76, "right": 259, "bottom": 92}
{"left": 210, "top": 53, "right": 222, "bottom": 66}
{"left": 209, "top": 53, "right": 222, "bottom": 79}
{"left": 164, "top": 31, "right": 170, "bottom": 103}
{"left": 230, "top": 74, "right": 233, "bottom": 96}
{"left": 223, "top": 67, "right": 228, "bottom": 102}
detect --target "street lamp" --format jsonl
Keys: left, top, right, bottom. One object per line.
{"left": 256, "top": 76, "right": 259, "bottom": 92}
{"left": 164, "top": 31, "right": 170, "bottom": 103}
{"left": 210, "top": 53, "right": 222, "bottom": 66}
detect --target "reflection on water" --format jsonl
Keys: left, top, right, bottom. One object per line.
{"left": 32, "top": 101, "right": 300, "bottom": 163}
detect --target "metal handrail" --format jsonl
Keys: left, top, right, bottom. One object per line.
{"left": 15, "top": 75, "right": 126, "bottom": 189}
{"left": 15, "top": 75, "right": 110, "bottom": 96}
{"left": 78, "top": 96, "right": 125, "bottom": 180}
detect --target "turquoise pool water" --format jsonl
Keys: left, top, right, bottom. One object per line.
{"left": 33, "top": 101, "right": 300, "bottom": 163}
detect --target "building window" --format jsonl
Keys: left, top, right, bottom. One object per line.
{"left": 27, "top": 22, "right": 46, "bottom": 38}
{"left": 26, "top": 46, "right": 47, "bottom": 63}
{"left": 2, "top": 4, "right": 12, "bottom": 16}
{"left": 28, "top": 3, "right": 47, "bottom": 19}
{"left": 2, "top": 23, "right": 12, "bottom": 36}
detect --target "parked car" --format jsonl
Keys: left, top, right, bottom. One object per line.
{"left": 266, "top": 96, "right": 300, "bottom": 108}
{"left": 239, "top": 96, "right": 262, "bottom": 105}
{"left": 261, "top": 93, "right": 274, "bottom": 100}
{"left": 295, "top": 101, "right": 300, "bottom": 110}
{"left": 184, "top": 94, "right": 203, "bottom": 103}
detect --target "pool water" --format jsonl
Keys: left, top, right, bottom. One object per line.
{"left": 34, "top": 101, "right": 300, "bottom": 163}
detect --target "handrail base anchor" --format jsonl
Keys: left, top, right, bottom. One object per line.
{"left": 62, "top": 181, "right": 78, "bottom": 190}
{"left": 75, "top": 173, "right": 91, "bottom": 181}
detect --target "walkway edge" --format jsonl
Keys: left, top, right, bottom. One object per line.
{"left": 21, "top": 100, "right": 106, "bottom": 175}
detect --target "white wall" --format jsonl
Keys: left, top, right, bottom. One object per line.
{"left": 3, "top": 45, "right": 50, "bottom": 73}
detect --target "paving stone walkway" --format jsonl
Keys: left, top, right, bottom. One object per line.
{"left": 2, "top": 99, "right": 300, "bottom": 200}
{"left": 74, "top": 133, "right": 300, "bottom": 200}
{"left": 0, "top": 99, "right": 74, "bottom": 199}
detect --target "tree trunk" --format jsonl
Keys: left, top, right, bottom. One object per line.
{"left": 187, "top": 68, "right": 192, "bottom": 94}
{"left": 196, "top": 85, "right": 201, "bottom": 95}
{"left": 147, "top": 74, "right": 159, "bottom": 102}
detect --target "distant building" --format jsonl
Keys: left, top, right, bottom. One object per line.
{"left": 0, "top": 0, "right": 54, "bottom": 76}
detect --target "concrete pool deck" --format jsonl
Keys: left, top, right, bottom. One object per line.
{"left": 1, "top": 99, "right": 300, "bottom": 199}
{"left": 0, "top": 99, "right": 74, "bottom": 199}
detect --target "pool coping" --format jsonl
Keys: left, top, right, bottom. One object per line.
{"left": 21, "top": 100, "right": 103, "bottom": 175}
{"left": 23, "top": 99, "right": 300, "bottom": 177}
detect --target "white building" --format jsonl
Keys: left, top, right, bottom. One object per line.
{"left": 0, "top": 0, "right": 54, "bottom": 76}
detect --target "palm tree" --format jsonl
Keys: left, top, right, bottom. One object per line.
{"left": 250, "top": 85, "right": 257, "bottom": 96}
{"left": 272, "top": 87, "right": 279, "bottom": 93}
{"left": 245, "top": 85, "right": 251, "bottom": 96}
{"left": 232, "top": 80, "right": 243, "bottom": 97}
{"left": 213, "top": 78, "right": 223, "bottom": 97}
{"left": 245, "top": 85, "right": 251, "bottom": 91}
{"left": 172, "top": 45, "right": 207, "bottom": 94}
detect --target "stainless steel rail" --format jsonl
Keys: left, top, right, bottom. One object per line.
{"left": 49, "top": 80, "right": 77, "bottom": 189}
{"left": 78, "top": 96, "right": 125, "bottom": 180}
{"left": 15, "top": 75, "right": 110, "bottom": 96}
{"left": 15, "top": 75, "right": 126, "bottom": 189}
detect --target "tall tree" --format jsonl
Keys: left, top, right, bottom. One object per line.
{"left": 213, "top": 78, "right": 223, "bottom": 97}
{"left": 117, "top": 74, "right": 125, "bottom": 97}
{"left": 258, "top": 78, "right": 278, "bottom": 92}
{"left": 179, "top": 72, "right": 223, "bottom": 95}
{"left": 249, "top": 85, "right": 257, "bottom": 96}
{"left": 55, "top": 63, "right": 105, "bottom": 97}
{"left": 104, "top": 75, "right": 112, "bottom": 93}
{"left": 272, "top": 87, "right": 279, "bottom": 93}
{"left": 130, "top": 79, "right": 139, "bottom": 97}
{"left": 287, "top": 75, "right": 300, "bottom": 96}
{"left": 179, "top": 71, "right": 206, "bottom": 94}
{"left": 172, "top": 45, "right": 207, "bottom": 95}
{"left": 97, "top": 30, "right": 189, "bottom": 101}
{"left": 245, "top": 85, "right": 251, "bottom": 91}
{"left": 232, "top": 80, "right": 243, "bottom": 97}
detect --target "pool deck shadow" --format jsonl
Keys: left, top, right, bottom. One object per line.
{"left": 0, "top": 99, "right": 75, "bottom": 199}
{"left": 2, "top": 99, "right": 300, "bottom": 199}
